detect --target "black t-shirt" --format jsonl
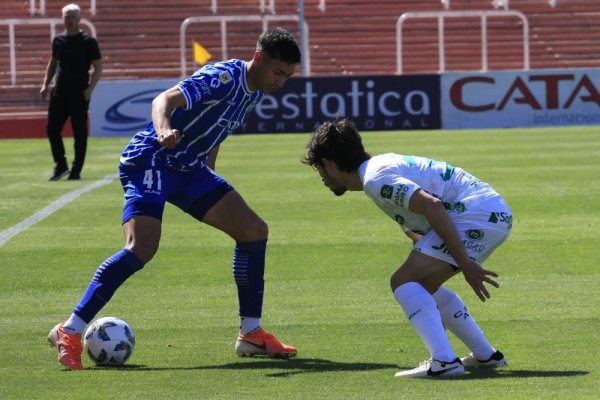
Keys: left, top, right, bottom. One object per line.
{"left": 52, "top": 31, "right": 101, "bottom": 93}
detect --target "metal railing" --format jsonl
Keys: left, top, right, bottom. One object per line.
{"left": 180, "top": 15, "right": 310, "bottom": 78}
{"left": 442, "top": 0, "right": 557, "bottom": 9}
{"left": 29, "top": 0, "right": 97, "bottom": 16}
{"left": 396, "top": 10, "right": 529, "bottom": 74}
{"left": 209, "top": 0, "right": 326, "bottom": 13}
{"left": 210, "top": 0, "right": 275, "bottom": 14}
{"left": 1, "top": 18, "right": 97, "bottom": 86}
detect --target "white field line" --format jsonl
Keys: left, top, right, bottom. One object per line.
{"left": 0, "top": 175, "right": 117, "bottom": 247}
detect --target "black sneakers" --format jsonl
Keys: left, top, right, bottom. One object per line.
{"left": 48, "top": 165, "right": 69, "bottom": 181}
{"left": 67, "top": 171, "right": 81, "bottom": 180}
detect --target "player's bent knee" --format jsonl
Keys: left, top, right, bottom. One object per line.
{"left": 390, "top": 274, "right": 404, "bottom": 292}
{"left": 390, "top": 270, "right": 416, "bottom": 292}
{"left": 127, "top": 242, "right": 159, "bottom": 264}
{"left": 237, "top": 217, "right": 268, "bottom": 242}
{"left": 253, "top": 218, "right": 269, "bottom": 239}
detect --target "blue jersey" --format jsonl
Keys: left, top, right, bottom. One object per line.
{"left": 120, "top": 59, "right": 263, "bottom": 171}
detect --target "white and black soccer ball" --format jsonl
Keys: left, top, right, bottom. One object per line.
{"left": 83, "top": 317, "right": 135, "bottom": 366}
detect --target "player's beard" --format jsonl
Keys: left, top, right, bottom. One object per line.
{"left": 320, "top": 171, "right": 346, "bottom": 196}
{"left": 331, "top": 186, "right": 347, "bottom": 196}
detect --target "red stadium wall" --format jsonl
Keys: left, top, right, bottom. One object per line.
{"left": 0, "top": 116, "right": 74, "bottom": 139}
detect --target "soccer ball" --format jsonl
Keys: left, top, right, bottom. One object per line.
{"left": 83, "top": 317, "right": 135, "bottom": 366}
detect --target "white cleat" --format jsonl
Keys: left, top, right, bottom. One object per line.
{"left": 395, "top": 358, "right": 464, "bottom": 378}
{"left": 461, "top": 350, "right": 508, "bottom": 368}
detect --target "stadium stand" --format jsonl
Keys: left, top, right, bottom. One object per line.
{"left": 1, "top": 0, "right": 599, "bottom": 132}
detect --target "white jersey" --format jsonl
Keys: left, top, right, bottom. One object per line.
{"left": 358, "top": 153, "right": 500, "bottom": 235}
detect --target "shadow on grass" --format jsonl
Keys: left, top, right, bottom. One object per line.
{"left": 388, "top": 366, "right": 589, "bottom": 380}
{"left": 89, "top": 357, "right": 397, "bottom": 377}
{"left": 464, "top": 368, "right": 589, "bottom": 380}
{"left": 89, "top": 360, "right": 589, "bottom": 379}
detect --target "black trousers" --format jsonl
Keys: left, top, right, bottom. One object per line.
{"left": 47, "top": 89, "right": 89, "bottom": 173}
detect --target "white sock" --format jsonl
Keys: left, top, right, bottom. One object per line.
{"left": 394, "top": 282, "right": 456, "bottom": 362}
{"left": 63, "top": 313, "right": 87, "bottom": 334}
{"left": 433, "top": 287, "right": 495, "bottom": 360}
{"left": 240, "top": 317, "right": 261, "bottom": 335}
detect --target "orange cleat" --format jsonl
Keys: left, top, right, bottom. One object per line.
{"left": 48, "top": 323, "right": 84, "bottom": 370}
{"left": 235, "top": 327, "right": 297, "bottom": 358}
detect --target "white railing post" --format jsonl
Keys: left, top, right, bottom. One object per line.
{"left": 259, "top": 0, "right": 275, "bottom": 14}
{"left": 493, "top": 0, "right": 509, "bottom": 10}
{"left": 438, "top": 15, "right": 445, "bottom": 72}
{"left": 221, "top": 19, "right": 228, "bottom": 61}
{"left": 9, "top": 23, "right": 16, "bottom": 85}
{"left": 318, "top": 0, "right": 326, "bottom": 12}
{"left": 481, "top": 12, "right": 488, "bottom": 71}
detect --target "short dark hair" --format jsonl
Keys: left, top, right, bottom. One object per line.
{"left": 257, "top": 27, "right": 301, "bottom": 64}
{"left": 303, "top": 119, "right": 371, "bottom": 172}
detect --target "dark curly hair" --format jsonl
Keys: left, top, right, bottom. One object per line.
{"left": 303, "top": 119, "right": 371, "bottom": 172}
{"left": 257, "top": 27, "right": 301, "bottom": 64}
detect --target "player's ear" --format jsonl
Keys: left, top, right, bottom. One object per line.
{"left": 252, "top": 50, "right": 264, "bottom": 63}
{"left": 321, "top": 158, "right": 336, "bottom": 171}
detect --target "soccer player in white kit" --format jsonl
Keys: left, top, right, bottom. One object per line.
{"left": 303, "top": 119, "right": 512, "bottom": 378}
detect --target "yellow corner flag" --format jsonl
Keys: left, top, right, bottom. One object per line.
{"left": 193, "top": 40, "right": 212, "bottom": 65}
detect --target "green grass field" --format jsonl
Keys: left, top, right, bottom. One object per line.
{"left": 1, "top": 126, "right": 599, "bottom": 399}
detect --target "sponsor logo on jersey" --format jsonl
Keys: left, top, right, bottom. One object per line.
{"left": 198, "top": 79, "right": 211, "bottom": 95}
{"left": 464, "top": 241, "right": 486, "bottom": 253}
{"left": 380, "top": 185, "right": 393, "bottom": 199}
{"left": 432, "top": 242, "right": 451, "bottom": 255}
{"left": 219, "top": 71, "right": 232, "bottom": 84}
{"left": 465, "top": 229, "right": 484, "bottom": 240}
{"left": 432, "top": 240, "right": 485, "bottom": 254}
{"left": 488, "top": 211, "right": 513, "bottom": 229}
{"left": 444, "top": 201, "right": 466, "bottom": 213}
{"left": 393, "top": 184, "right": 410, "bottom": 207}
{"left": 394, "top": 215, "right": 405, "bottom": 225}
{"left": 245, "top": 100, "right": 257, "bottom": 113}
{"left": 217, "top": 117, "right": 241, "bottom": 131}
{"left": 210, "top": 78, "right": 221, "bottom": 89}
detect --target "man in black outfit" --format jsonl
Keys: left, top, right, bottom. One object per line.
{"left": 40, "top": 3, "right": 102, "bottom": 181}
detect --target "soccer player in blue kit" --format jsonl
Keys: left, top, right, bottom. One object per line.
{"left": 303, "top": 119, "right": 512, "bottom": 378}
{"left": 48, "top": 27, "right": 301, "bottom": 370}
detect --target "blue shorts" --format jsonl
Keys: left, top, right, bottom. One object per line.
{"left": 119, "top": 164, "right": 233, "bottom": 224}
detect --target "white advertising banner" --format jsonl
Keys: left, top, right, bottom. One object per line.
{"left": 90, "top": 79, "right": 177, "bottom": 137}
{"left": 441, "top": 69, "right": 600, "bottom": 129}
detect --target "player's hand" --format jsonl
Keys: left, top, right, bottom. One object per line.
{"left": 459, "top": 259, "right": 499, "bottom": 302}
{"left": 40, "top": 86, "right": 49, "bottom": 100}
{"left": 157, "top": 129, "right": 180, "bottom": 148}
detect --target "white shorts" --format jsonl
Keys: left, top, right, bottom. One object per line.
{"left": 414, "top": 196, "right": 512, "bottom": 267}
